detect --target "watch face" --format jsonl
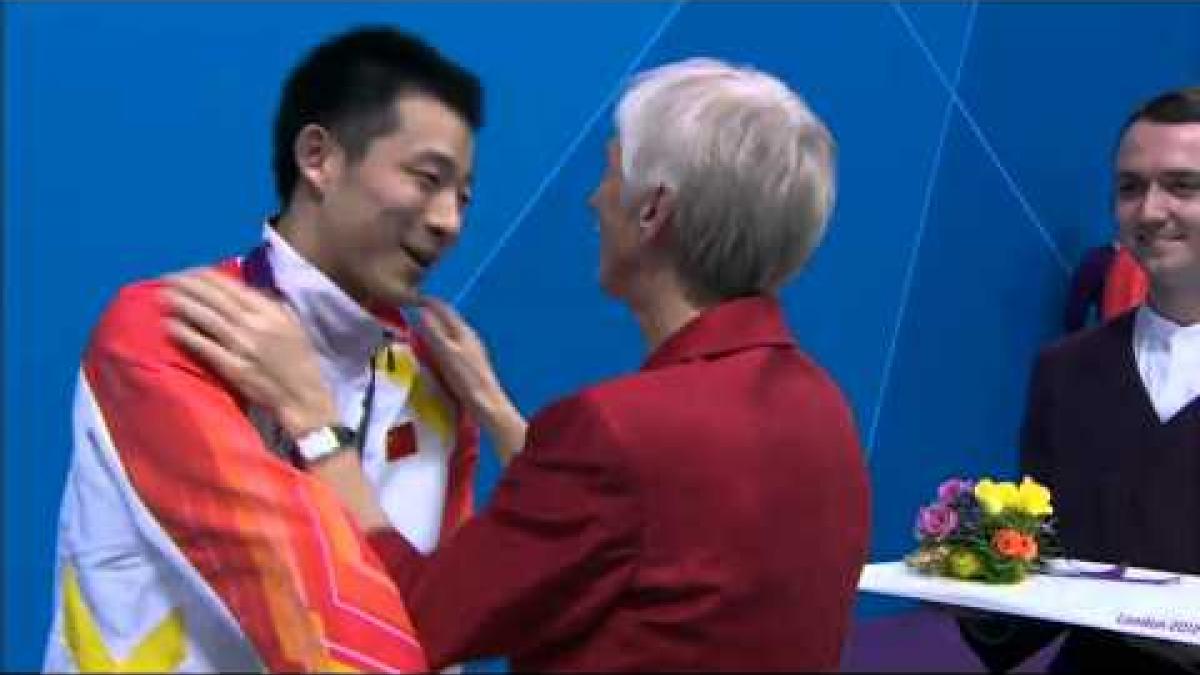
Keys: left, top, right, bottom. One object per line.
{"left": 297, "top": 425, "right": 355, "bottom": 462}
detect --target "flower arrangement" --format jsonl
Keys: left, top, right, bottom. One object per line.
{"left": 904, "top": 476, "right": 1061, "bottom": 583}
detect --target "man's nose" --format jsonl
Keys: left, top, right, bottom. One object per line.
{"left": 1135, "top": 182, "right": 1173, "bottom": 225}
{"left": 427, "top": 189, "right": 463, "bottom": 242}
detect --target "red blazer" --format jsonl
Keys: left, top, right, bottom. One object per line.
{"left": 369, "top": 296, "right": 872, "bottom": 671}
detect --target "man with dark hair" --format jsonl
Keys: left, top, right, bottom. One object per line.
{"left": 271, "top": 26, "right": 482, "bottom": 208}
{"left": 960, "top": 87, "right": 1200, "bottom": 673}
{"left": 43, "top": 26, "right": 483, "bottom": 673}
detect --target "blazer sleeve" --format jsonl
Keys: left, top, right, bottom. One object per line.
{"left": 82, "top": 281, "right": 427, "bottom": 673}
{"left": 366, "top": 392, "right": 642, "bottom": 668}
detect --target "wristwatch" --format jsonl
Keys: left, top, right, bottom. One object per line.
{"left": 294, "top": 424, "right": 357, "bottom": 464}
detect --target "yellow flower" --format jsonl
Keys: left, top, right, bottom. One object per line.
{"left": 1015, "top": 476, "right": 1053, "bottom": 516}
{"left": 973, "top": 478, "right": 1019, "bottom": 515}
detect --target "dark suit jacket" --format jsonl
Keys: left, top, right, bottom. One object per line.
{"left": 368, "top": 295, "right": 872, "bottom": 671}
{"left": 962, "top": 311, "right": 1200, "bottom": 672}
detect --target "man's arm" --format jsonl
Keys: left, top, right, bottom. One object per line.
{"left": 86, "top": 282, "right": 427, "bottom": 673}
{"left": 1018, "top": 352, "right": 1058, "bottom": 486}
{"left": 957, "top": 352, "right": 1066, "bottom": 672}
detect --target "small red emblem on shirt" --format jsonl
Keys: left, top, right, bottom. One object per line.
{"left": 386, "top": 423, "right": 418, "bottom": 461}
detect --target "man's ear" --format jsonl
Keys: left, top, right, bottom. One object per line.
{"left": 293, "top": 124, "right": 342, "bottom": 199}
{"left": 638, "top": 185, "right": 676, "bottom": 241}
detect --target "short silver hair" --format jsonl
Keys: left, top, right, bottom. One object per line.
{"left": 615, "top": 57, "right": 836, "bottom": 300}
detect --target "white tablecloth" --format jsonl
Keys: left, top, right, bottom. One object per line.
{"left": 859, "top": 560, "right": 1200, "bottom": 646}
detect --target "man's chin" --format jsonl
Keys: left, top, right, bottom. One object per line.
{"left": 369, "top": 281, "right": 425, "bottom": 308}
{"left": 1141, "top": 258, "right": 1200, "bottom": 288}
{"left": 598, "top": 272, "right": 628, "bottom": 300}
{"left": 1132, "top": 246, "right": 1173, "bottom": 270}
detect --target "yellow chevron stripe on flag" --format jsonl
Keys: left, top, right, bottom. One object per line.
{"left": 63, "top": 564, "right": 187, "bottom": 672}
{"left": 377, "top": 346, "right": 453, "bottom": 446}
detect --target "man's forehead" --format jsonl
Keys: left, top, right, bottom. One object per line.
{"left": 392, "top": 92, "right": 468, "bottom": 122}
{"left": 1119, "top": 121, "right": 1200, "bottom": 155}
{"left": 1117, "top": 122, "right": 1200, "bottom": 170}
{"left": 391, "top": 95, "right": 471, "bottom": 137}
{"left": 374, "top": 100, "right": 474, "bottom": 168}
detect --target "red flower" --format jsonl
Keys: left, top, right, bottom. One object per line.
{"left": 992, "top": 529, "right": 1026, "bottom": 558}
{"left": 1018, "top": 534, "right": 1039, "bottom": 562}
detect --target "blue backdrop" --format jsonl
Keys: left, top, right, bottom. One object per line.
{"left": 4, "top": 1, "right": 1198, "bottom": 670}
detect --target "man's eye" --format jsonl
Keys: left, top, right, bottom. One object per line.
{"left": 1117, "top": 180, "right": 1144, "bottom": 198}
{"left": 409, "top": 168, "right": 441, "bottom": 189}
{"left": 1166, "top": 178, "right": 1200, "bottom": 197}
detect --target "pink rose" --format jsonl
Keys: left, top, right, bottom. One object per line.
{"left": 937, "top": 478, "right": 975, "bottom": 505}
{"left": 916, "top": 504, "right": 959, "bottom": 540}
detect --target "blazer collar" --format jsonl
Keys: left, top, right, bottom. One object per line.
{"left": 641, "top": 295, "right": 796, "bottom": 371}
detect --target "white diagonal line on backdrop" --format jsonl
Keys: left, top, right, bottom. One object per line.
{"left": 866, "top": 1, "right": 980, "bottom": 460}
{"left": 453, "top": 0, "right": 687, "bottom": 307}
{"left": 890, "top": 2, "right": 1071, "bottom": 275}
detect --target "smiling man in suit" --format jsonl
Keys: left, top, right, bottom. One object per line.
{"left": 961, "top": 87, "right": 1200, "bottom": 673}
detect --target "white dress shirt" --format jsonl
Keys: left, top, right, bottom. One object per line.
{"left": 1132, "top": 305, "right": 1200, "bottom": 422}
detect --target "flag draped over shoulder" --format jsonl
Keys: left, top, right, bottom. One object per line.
{"left": 44, "top": 261, "right": 477, "bottom": 673}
